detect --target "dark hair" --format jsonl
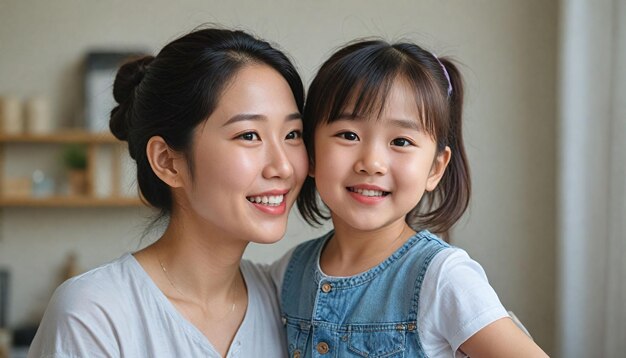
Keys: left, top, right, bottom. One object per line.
{"left": 110, "top": 28, "right": 304, "bottom": 218}
{"left": 297, "top": 40, "right": 470, "bottom": 239}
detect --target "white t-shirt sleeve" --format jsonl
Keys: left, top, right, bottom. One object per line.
{"left": 418, "top": 247, "right": 509, "bottom": 357}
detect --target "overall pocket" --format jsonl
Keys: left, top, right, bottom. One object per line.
{"left": 347, "top": 327, "right": 406, "bottom": 358}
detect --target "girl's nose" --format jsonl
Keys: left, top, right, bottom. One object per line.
{"left": 262, "top": 141, "right": 295, "bottom": 179}
{"left": 353, "top": 144, "right": 388, "bottom": 175}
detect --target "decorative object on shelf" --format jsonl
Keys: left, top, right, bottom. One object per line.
{"left": 24, "top": 96, "right": 53, "bottom": 134}
{"left": 0, "top": 96, "right": 23, "bottom": 134}
{"left": 0, "top": 328, "right": 9, "bottom": 358}
{"left": 93, "top": 145, "right": 114, "bottom": 198}
{"left": 61, "top": 252, "right": 81, "bottom": 282}
{"left": 2, "top": 177, "right": 31, "bottom": 198}
{"left": 84, "top": 51, "right": 147, "bottom": 133}
{"left": 31, "top": 170, "right": 55, "bottom": 198}
{"left": 62, "top": 143, "right": 88, "bottom": 196}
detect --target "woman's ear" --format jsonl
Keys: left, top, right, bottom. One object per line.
{"left": 426, "top": 146, "right": 451, "bottom": 192}
{"left": 146, "top": 136, "right": 186, "bottom": 188}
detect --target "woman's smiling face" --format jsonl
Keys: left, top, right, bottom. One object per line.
{"left": 175, "top": 64, "right": 308, "bottom": 244}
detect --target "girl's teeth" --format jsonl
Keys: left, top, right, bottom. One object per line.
{"left": 351, "top": 188, "right": 385, "bottom": 197}
{"left": 247, "top": 195, "right": 284, "bottom": 206}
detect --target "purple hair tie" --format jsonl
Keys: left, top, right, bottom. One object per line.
{"left": 431, "top": 52, "right": 452, "bottom": 97}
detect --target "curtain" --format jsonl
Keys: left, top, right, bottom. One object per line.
{"left": 557, "top": 0, "right": 626, "bottom": 357}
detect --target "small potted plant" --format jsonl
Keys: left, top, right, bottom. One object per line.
{"left": 62, "top": 144, "right": 88, "bottom": 196}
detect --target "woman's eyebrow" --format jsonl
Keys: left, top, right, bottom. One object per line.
{"left": 223, "top": 112, "right": 302, "bottom": 126}
{"left": 223, "top": 113, "right": 265, "bottom": 126}
{"left": 286, "top": 112, "right": 302, "bottom": 121}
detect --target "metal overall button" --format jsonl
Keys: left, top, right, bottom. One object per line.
{"left": 321, "top": 282, "right": 332, "bottom": 293}
{"left": 316, "top": 341, "right": 330, "bottom": 354}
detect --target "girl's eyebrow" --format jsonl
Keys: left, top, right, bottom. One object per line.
{"left": 389, "top": 118, "right": 423, "bottom": 131}
{"left": 222, "top": 112, "right": 302, "bottom": 126}
{"left": 336, "top": 113, "right": 358, "bottom": 120}
{"left": 335, "top": 113, "right": 423, "bottom": 132}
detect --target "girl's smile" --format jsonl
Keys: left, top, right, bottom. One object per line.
{"left": 346, "top": 184, "right": 390, "bottom": 204}
{"left": 312, "top": 78, "right": 450, "bottom": 234}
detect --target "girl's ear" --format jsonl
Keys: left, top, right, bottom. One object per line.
{"left": 426, "top": 146, "right": 451, "bottom": 192}
{"left": 146, "top": 136, "right": 187, "bottom": 188}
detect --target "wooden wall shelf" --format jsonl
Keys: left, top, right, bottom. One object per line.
{"left": 0, "top": 196, "right": 143, "bottom": 207}
{"left": 0, "top": 130, "right": 142, "bottom": 208}
{"left": 0, "top": 131, "right": 119, "bottom": 144}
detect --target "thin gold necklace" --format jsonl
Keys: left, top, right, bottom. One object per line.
{"left": 155, "top": 246, "right": 238, "bottom": 320}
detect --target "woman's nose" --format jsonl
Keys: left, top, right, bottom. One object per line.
{"left": 262, "top": 141, "right": 295, "bottom": 179}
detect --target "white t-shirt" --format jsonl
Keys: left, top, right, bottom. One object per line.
{"left": 269, "top": 246, "right": 509, "bottom": 358}
{"left": 28, "top": 253, "right": 287, "bottom": 358}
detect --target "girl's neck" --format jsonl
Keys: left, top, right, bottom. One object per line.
{"left": 320, "top": 218, "right": 415, "bottom": 277}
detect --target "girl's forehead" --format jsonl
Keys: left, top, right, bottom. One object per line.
{"left": 336, "top": 81, "right": 424, "bottom": 123}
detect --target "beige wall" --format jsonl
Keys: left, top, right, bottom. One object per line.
{"left": 0, "top": 0, "right": 557, "bottom": 354}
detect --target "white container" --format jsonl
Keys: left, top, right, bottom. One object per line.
{"left": 25, "top": 97, "right": 53, "bottom": 134}
{"left": 0, "top": 96, "right": 24, "bottom": 134}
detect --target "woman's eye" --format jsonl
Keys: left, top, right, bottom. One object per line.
{"left": 391, "top": 138, "right": 413, "bottom": 147}
{"left": 338, "top": 131, "right": 359, "bottom": 141}
{"left": 237, "top": 132, "right": 260, "bottom": 141}
{"left": 286, "top": 130, "right": 303, "bottom": 140}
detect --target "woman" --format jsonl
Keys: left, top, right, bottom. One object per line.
{"left": 28, "top": 28, "right": 307, "bottom": 358}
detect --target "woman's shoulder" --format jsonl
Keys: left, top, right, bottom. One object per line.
{"left": 29, "top": 254, "right": 142, "bottom": 358}
{"left": 47, "top": 253, "right": 141, "bottom": 316}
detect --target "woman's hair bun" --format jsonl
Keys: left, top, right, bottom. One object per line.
{"left": 110, "top": 55, "right": 155, "bottom": 142}
{"left": 112, "top": 55, "right": 154, "bottom": 103}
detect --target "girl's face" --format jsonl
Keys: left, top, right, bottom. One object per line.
{"left": 312, "top": 78, "right": 450, "bottom": 233}
{"left": 177, "top": 64, "right": 308, "bottom": 244}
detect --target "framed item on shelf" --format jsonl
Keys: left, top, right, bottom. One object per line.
{"left": 84, "top": 51, "right": 147, "bottom": 133}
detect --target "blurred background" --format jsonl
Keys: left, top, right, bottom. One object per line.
{"left": 0, "top": 1, "right": 624, "bottom": 357}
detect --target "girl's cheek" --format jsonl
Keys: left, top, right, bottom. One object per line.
{"left": 295, "top": 151, "right": 309, "bottom": 182}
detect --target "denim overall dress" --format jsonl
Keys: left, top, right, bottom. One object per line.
{"left": 281, "top": 230, "right": 449, "bottom": 358}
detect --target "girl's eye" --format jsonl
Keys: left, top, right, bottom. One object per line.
{"left": 391, "top": 138, "right": 413, "bottom": 147}
{"left": 237, "top": 132, "right": 260, "bottom": 141}
{"left": 286, "top": 130, "right": 303, "bottom": 140}
{"left": 337, "top": 131, "right": 359, "bottom": 141}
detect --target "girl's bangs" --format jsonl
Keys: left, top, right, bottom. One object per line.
{"left": 325, "top": 69, "right": 444, "bottom": 140}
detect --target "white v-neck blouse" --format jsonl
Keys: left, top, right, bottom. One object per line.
{"left": 28, "top": 253, "right": 287, "bottom": 358}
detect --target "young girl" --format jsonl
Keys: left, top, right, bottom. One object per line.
{"left": 28, "top": 28, "right": 307, "bottom": 358}
{"left": 272, "top": 40, "right": 548, "bottom": 357}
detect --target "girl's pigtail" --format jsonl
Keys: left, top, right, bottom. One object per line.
{"left": 422, "top": 58, "right": 471, "bottom": 240}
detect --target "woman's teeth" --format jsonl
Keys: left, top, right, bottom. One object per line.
{"left": 349, "top": 187, "right": 387, "bottom": 197}
{"left": 247, "top": 195, "right": 284, "bottom": 206}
